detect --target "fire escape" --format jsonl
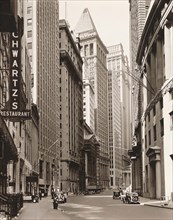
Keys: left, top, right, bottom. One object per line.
{"left": 0, "top": 33, "right": 10, "bottom": 108}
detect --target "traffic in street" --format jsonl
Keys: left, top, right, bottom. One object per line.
{"left": 18, "top": 190, "right": 173, "bottom": 220}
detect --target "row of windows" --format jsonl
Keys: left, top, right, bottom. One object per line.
{"left": 81, "top": 43, "right": 94, "bottom": 56}
{"left": 147, "top": 97, "right": 163, "bottom": 123}
{"left": 145, "top": 118, "right": 164, "bottom": 148}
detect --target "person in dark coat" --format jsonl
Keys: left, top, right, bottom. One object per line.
{"left": 39, "top": 190, "right": 42, "bottom": 200}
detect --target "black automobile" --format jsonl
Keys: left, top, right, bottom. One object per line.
{"left": 122, "top": 192, "right": 140, "bottom": 204}
{"left": 54, "top": 192, "right": 66, "bottom": 203}
{"left": 113, "top": 190, "right": 120, "bottom": 199}
{"left": 32, "top": 194, "right": 39, "bottom": 203}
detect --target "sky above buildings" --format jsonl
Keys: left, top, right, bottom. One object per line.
{"left": 59, "top": 0, "right": 130, "bottom": 57}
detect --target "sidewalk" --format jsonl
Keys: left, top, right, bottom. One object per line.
{"left": 139, "top": 197, "right": 173, "bottom": 209}
{"left": 12, "top": 196, "right": 70, "bottom": 220}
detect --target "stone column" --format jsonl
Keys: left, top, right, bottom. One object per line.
{"left": 150, "top": 49, "right": 156, "bottom": 92}
{"left": 156, "top": 37, "right": 163, "bottom": 88}
{"left": 164, "top": 23, "right": 171, "bottom": 79}
{"left": 155, "top": 160, "right": 161, "bottom": 199}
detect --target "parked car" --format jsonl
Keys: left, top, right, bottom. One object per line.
{"left": 54, "top": 192, "right": 66, "bottom": 203}
{"left": 113, "top": 190, "right": 120, "bottom": 199}
{"left": 122, "top": 192, "right": 139, "bottom": 204}
{"left": 32, "top": 194, "right": 39, "bottom": 203}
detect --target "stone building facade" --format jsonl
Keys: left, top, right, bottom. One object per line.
{"left": 136, "top": 0, "right": 173, "bottom": 199}
{"left": 129, "top": 0, "right": 152, "bottom": 195}
{"left": 59, "top": 19, "right": 83, "bottom": 193}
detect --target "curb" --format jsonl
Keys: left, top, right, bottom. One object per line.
{"left": 143, "top": 203, "right": 173, "bottom": 209}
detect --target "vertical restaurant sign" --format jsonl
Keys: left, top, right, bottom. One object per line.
{"left": 0, "top": 18, "right": 31, "bottom": 120}
{"left": 10, "top": 31, "right": 21, "bottom": 111}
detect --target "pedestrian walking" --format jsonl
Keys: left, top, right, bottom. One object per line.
{"left": 39, "top": 190, "right": 42, "bottom": 200}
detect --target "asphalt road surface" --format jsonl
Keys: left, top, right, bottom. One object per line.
{"left": 18, "top": 191, "right": 173, "bottom": 220}
{"left": 59, "top": 191, "right": 173, "bottom": 220}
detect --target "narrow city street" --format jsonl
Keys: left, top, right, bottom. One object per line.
{"left": 18, "top": 190, "right": 173, "bottom": 220}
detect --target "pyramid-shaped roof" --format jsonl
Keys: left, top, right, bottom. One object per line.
{"left": 74, "top": 8, "right": 97, "bottom": 34}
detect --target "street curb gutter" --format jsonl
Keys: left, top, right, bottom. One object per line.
{"left": 142, "top": 203, "right": 173, "bottom": 209}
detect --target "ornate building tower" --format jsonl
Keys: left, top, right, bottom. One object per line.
{"left": 74, "top": 8, "right": 109, "bottom": 188}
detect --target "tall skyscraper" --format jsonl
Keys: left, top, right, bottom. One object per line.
{"left": 24, "top": 0, "right": 60, "bottom": 195}
{"left": 107, "top": 44, "right": 131, "bottom": 188}
{"left": 59, "top": 19, "right": 83, "bottom": 193}
{"left": 74, "top": 8, "right": 109, "bottom": 188}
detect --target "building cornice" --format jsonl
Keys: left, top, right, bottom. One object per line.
{"left": 136, "top": 0, "right": 172, "bottom": 65}
{"left": 60, "top": 50, "right": 83, "bottom": 82}
{"left": 59, "top": 19, "right": 83, "bottom": 63}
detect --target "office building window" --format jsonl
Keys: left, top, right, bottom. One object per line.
{"left": 28, "top": 42, "right": 32, "bottom": 49}
{"left": 153, "top": 125, "right": 157, "bottom": 141}
{"left": 84, "top": 45, "right": 88, "bottom": 56}
{"left": 27, "top": 6, "right": 32, "bottom": 14}
{"left": 153, "top": 105, "right": 156, "bottom": 116}
{"left": 145, "top": 135, "right": 147, "bottom": 148}
{"left": 90, "top": 43, "right": 93, "bottom": 55}
{"left": 171, "top": 91, "right": 173, "bottom": 100}
{"left": 160, "top": 118, "right": 164, "bottom": 137}
{"left": 110, "top": 177, "right": 113, "bottom": 186}
{"left": 148, "top": 130, "right": 151, "bottom": 145}
{"left": 160, "top": 97, "right": 163, "bottom": 109}
{"left": 27, "top": 30, "right": 32, "bottom": 38}
{"left": 169, "top": 111, "right": 173, "bottom": 130}
{"left": 27, "top": 19, "right": 32, "bottom": 26}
